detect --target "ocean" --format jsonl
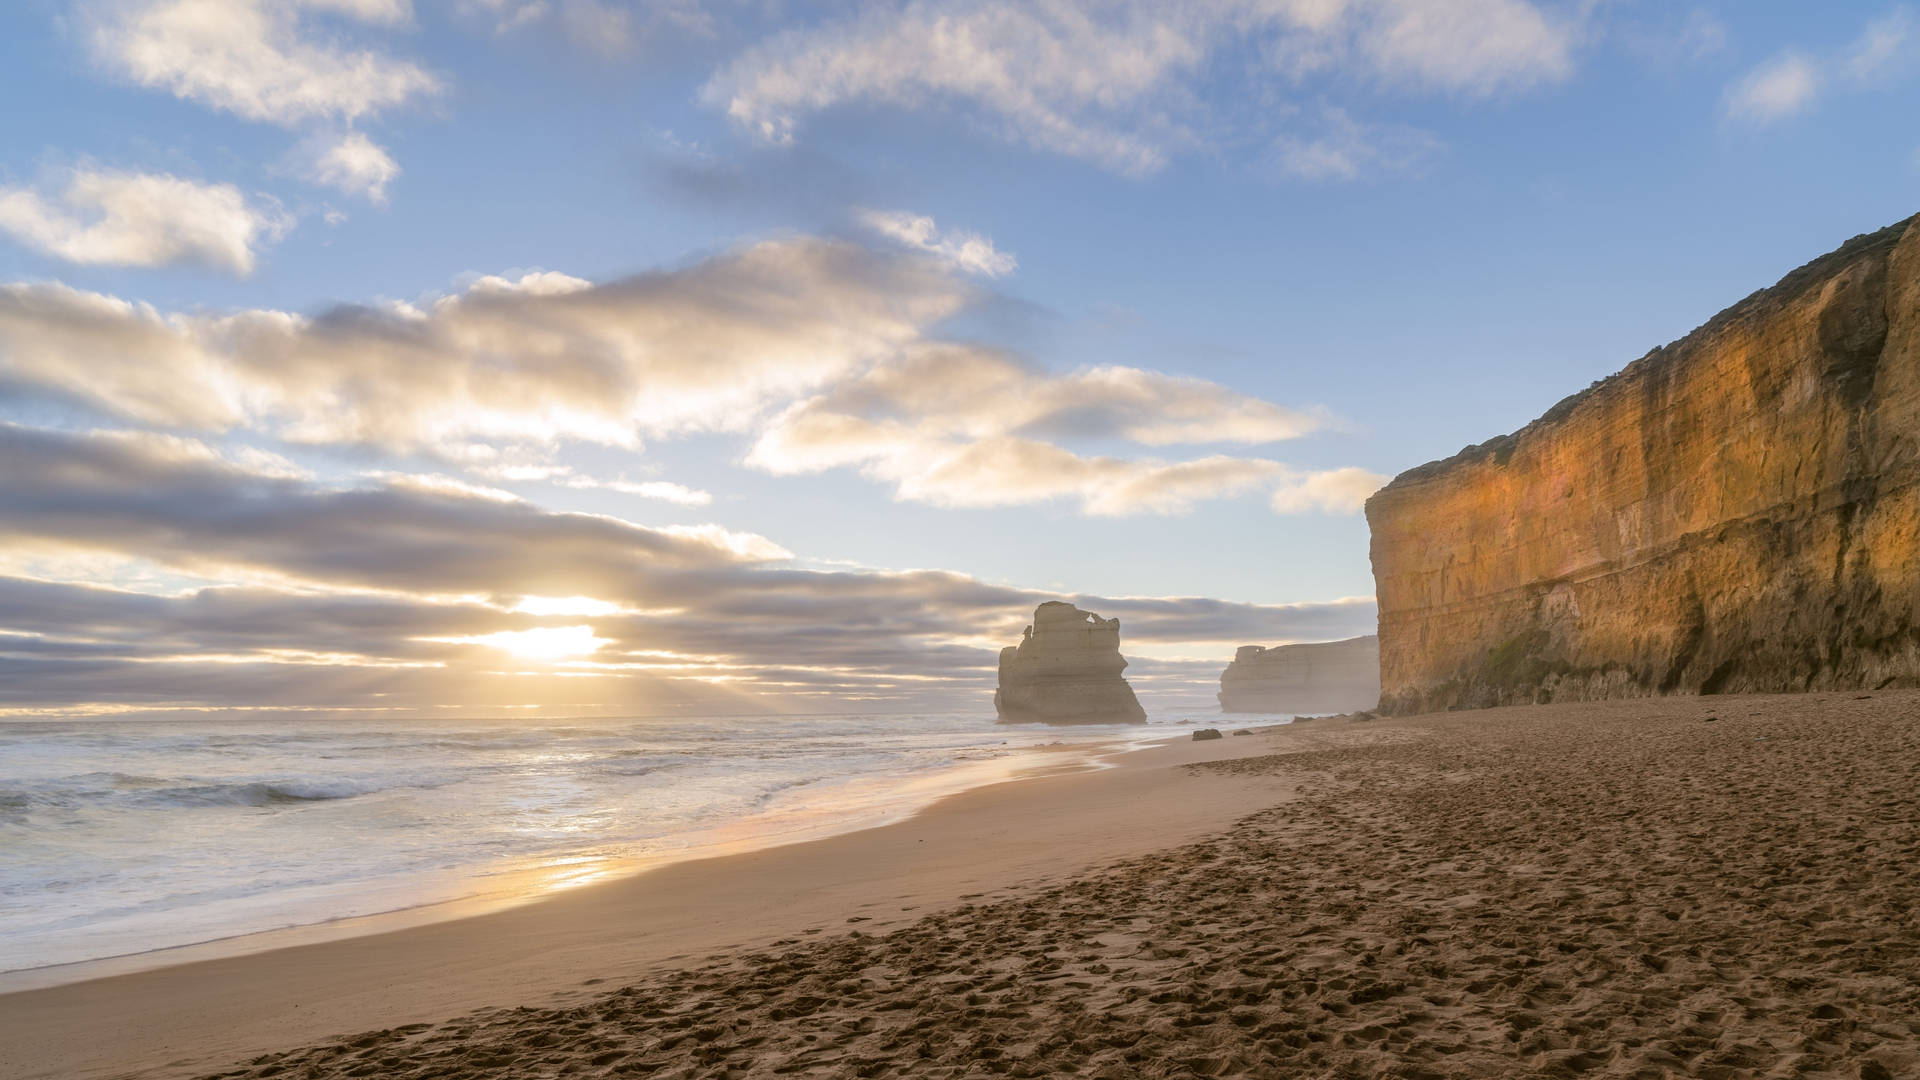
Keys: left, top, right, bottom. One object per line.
{"left": 0, "top": 711, "right": 1181, "bottom": 979}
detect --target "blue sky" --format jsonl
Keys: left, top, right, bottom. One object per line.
{"left": 0, "top": 0, "right": 1914, "bottom": 718}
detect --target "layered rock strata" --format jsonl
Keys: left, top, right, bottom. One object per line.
{"left": 995, "top": 602, "right": 1148, "bottom": 724}
{"left": 1367, "top": 214, "right": 1920, "bottom": 714}
{"left": 1218, "top": 636, "right": 1381, "bottom": 714}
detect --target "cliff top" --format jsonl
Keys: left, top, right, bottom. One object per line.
{"left": 1234, "top": 635, "right": 1377, "bottom": 660}
{"left": 1374, "top": 213, "right": 1919, "bottom": 496}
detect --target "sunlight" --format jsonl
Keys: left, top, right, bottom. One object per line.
{"left": 466, "top": 625, "right": 609, "bottom": 662}
{"left": 511, "top": 596, "right": 623, "bottom": 617}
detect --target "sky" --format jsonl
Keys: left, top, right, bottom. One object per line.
{"left": 0, "top": 0, "right": 1915, "bottom": 720}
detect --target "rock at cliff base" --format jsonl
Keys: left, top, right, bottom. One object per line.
{"left": 994, "top": 602, "right": 1148, "bottom": 725}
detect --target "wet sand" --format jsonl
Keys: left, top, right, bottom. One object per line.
{"left": 8, "top": 693, "right": 1920, "bottom": 1079}
{"left": 0, "top": 732, "right": 1290, "bottom": 1080}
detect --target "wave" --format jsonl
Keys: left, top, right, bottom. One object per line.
{"left": 5, "top": 773, "right": 464, "bottom": 814}
{"left": 143, "top": 779, "right": 388, "bottom": 807}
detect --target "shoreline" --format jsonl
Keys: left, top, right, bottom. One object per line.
{"left": 0, "top": 722, "right": 1303, "bottom": 1080}
{"left": 0, "top": 726, "right": 1164, "bottom": 994}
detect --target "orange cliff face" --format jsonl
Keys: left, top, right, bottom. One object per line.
{"left": 1366, "top": 214, "right": 1920, "bottom": 715}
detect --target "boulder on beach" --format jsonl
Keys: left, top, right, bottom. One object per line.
{"left": 994, "top": 602, "right": 1148, "bottom": 725}
{"left": 1192, "top": 729, "right": 1223, "bottom": 741}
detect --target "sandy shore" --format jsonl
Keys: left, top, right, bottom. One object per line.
{"left": 0, "top": 729, "right": 1292, "bottom": 1080}
{"left": 8, "top": 693, "right": 1920, "bottom": 1079}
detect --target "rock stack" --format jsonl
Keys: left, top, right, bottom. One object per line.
{"left": 995, "top": 602, "right": 1148, "bottom": 724}
{"left": 1218, "top": 635, "right": 1380, "bottom": 714}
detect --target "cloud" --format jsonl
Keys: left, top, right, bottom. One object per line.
{"left": 0, "top": 424, "right": 1379, "bottom": 716}
{"left": 0, "top": 169, "right": 287, "bottom": 274}
{"left": 857, "top": 210, "right": 1017, "bottom": 276}
{"left": 1723, "top": 52, "right": 1819, "bottom": 124}
{"left": 462, "top": 0, "right": 713, "bottom": 56}
{"left": 305, "top": 131, "right": 401, "bottom": 203}
{"left": 1268, "top": 108, "right": 1443, "bottom": 181}
{"left": 0, "top": 226, "right": 1366, "bottom": 518}
{"left": 0, "top": 424, "right": 786, "bottom": 601}
{"left": 895, "top": 439, "right": 1286, "bottom": 515}
{"left": 87, "top": 0, "right": 439, "bottom": 126}
{"left": 748, "top": 345, "right": 1361, "bottom": 516}
{"left": 0, "top": 238, "right": 969, "bottom": 452}
{"left": 0, "top": 570, "right": 1376, "bottom": 717}
{"left": 1723, "top": 8, "right": 1917, "bottom": 126}
{"left": 753, "top": 344, "right": 1325, "bottom": 452}
{"left": 704, "top": 0, "right": 1572, "bottom": 173}
{"left": 1614, "top": 8, "right": 1727, "bottom": 69}
{"left": 565, "top": 478, "right": 714, "bottom": 506}
{"left": 1845, "top": 8, "right": 1915, "bottom": 84}
{"left": 1268, "top": 465, "right": 1387, "bottom": 514}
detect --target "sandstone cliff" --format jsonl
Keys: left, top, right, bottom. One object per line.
{"left": 995, "top": 602, "right": 1148, "bottom": 724}
{"left": 1218, "top": 635, "right": 1380, "bottom": 714}
{"left": 1368, "top": 214, "right": 1920, "bottom": 714}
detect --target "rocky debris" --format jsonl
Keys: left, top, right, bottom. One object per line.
{"left": 1218, "top": 636, "right": 1380, "bottom": 714}
{"left": 1368, "top": 214, "right": 1920, "bottom": 713}
{"left": 1191, "top": 728, "right": 1223, "bottom": 741}
{"left": 1231, "top": 729, "right": 1254, "bottom": 737}
{"left": 994, "top": 602, "right": 1147, "bottom": 725}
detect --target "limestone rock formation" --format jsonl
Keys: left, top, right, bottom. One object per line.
{"left": 1367, "top": 214, "right": 1920, "bottom": 714}
{"left": 1217, "top": 636, "right": 1380, "bottom": 714}
{"left": 994, "top": 602, "right": 1148, "bottom": 724}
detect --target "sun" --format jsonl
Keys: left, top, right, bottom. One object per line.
{"left": 467, "top": 625, "right": 608, "bottom": 663}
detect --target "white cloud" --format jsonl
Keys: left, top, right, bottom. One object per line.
{"left": 752, "top": 345, "right": 1324, "bottom": 455}
{"left": 1269, "top": 465, "right": 1388, "bottom": 514}
{"left": 897, "top": 438, "right": 1285, "bottom": 515}
{"left": 1724, "top": 8, "right": 1917, "bottom": 127}
{"left": 89, "top": 0, "right": 440, "bottom": 126}
{"left": 561, "top": 476, "right": 715, "bottom": 506}
{"left": 1268, "top": 108, "right": 1443, "bottom": 181}
{"left": 705, "top": 0, "right": 1572, "bottom": 174}
{"left": 747, "top": 346, "right": 1359, "bottom": 516}
{"left": 1616, "top": 8, "right": 1728, "bottom": 68}
{"left": 462, "top": 0, "right": 713, "bottom": 56}
{"left": 753, "top": 409, "right": 1375, "bottom": 516}
{"left": 0, "top": 239, "right": 969, "bottom": 451}
{"left": 0, "top": 423, "right": 788, "bottom": 599}
{"left": 305, "top": 131, "right": 401, "bottom": 203}
{"left": 463, "top": 0, "right": 550, "bottom": 34}
{"left": 857, "top": 210, "right": 1017, "bottom": 276}
{"left": 1845, "top": 8, "right": 1915, "bottom": 85}
{"left": 302, "top": 0, "right": 413, "bottom": 22}
{"left": 0, "top": 233, "right": 1356, "bottom": 519}
{"left": 0, "top": 423, "right": 1385, "bottom": 715}
{"left": 0, "top": 169, "right": 286, "bottom": 274}
{"left": 1724, "top": 52, "right": 1819, "bottom": 124}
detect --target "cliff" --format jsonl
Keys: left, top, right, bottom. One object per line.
{"left": 1218, "top": 636, "right": 1380, "bottom": 714}
{"left": 995, "top": 602, "right": 1148, "bottom": 724}
{"left": 1368, "top": 214, "right": 1920, "bottom": 714}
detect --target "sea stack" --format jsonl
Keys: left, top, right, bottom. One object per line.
{"left": 995, "top": 602, "right": 1148, "bottom": 724}
{"left": 1218, "top": 635, "right": 1380, "bottom": 714}
{"left": 1367, "top": 214, "right": 1920, "bottom": 714}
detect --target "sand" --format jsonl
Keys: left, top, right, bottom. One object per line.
{"left": 6, "top": 693, "right": 1920, "bottom": 1079}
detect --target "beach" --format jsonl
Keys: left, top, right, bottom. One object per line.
{"left": 6, "top": 693, "right": 1919, "bottom": 1079}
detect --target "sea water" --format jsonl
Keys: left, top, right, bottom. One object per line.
{"left": 0, "top": 712, "right": 1173, "bottom": 977}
